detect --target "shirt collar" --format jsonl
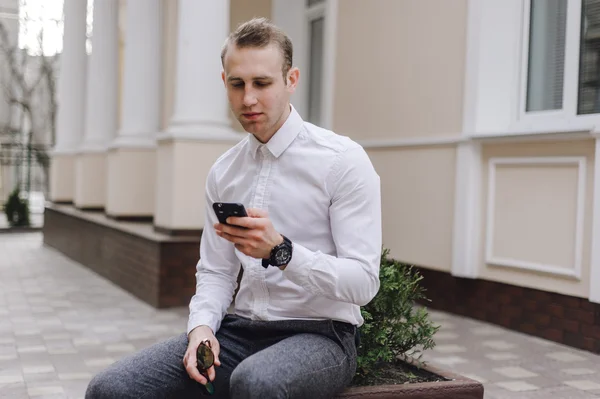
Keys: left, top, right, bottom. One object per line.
{"left": 248, "top": 104, "right": 304, "bottom": 159}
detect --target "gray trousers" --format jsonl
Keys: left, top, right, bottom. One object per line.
{"left": 85, "top": 314, "right": 357, "bottom": 399}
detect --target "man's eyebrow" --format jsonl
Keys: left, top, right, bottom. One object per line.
{"left": 227, "top": 76, "right": 273, "bottom": 82}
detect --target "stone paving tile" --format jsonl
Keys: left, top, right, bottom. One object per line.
{"left": 4, "top": 233, "right": 600, "bottom": 398}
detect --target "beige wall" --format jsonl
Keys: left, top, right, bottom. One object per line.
{"left": 480, "top": 140, "right": 595, "bottom": 298}
{"left": 333, "top": 0, "right": 467, "bottom": 140}
{"left": 230, "top": 0, "right": 272, "bottom": 31}
{"left": 368, "top": 146, "right": 456, "bottom": 272}
{"left": 330, "top": 1, "right": 468, "bottom": 272}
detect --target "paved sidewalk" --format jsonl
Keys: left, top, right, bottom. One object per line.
{"left": 2, "top": 233, "right": 600, "bottom": 398}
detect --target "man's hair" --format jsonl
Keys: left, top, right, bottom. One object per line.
{"left": 221, "top": 17, "right": 293, "bottom": 82}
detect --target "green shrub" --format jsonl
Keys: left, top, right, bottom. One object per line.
{"left": 354, "top": 248, "right": 440, "bottom": 385}
{"left": 4, "top": 188, "right": 30, "bottom": 227}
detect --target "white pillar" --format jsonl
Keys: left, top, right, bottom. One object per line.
{"left": 164, "top": 0, "right": 238, "bottom": 140}
{"left": 451, "top": 141, "right": 482, "bottom": 279}
{"left": 154, "top": 0, "right": 241, "bottom": 233}
{"left": 50, "top": 0, "right": 88, "bottom": 202}
{"left": 105, "top": 0, "right": 161, "bottom": 218}
{"left": 111, "top": 0, "right": 161, "bottom": 147}
{"left": 74, "top": 0, "right": 119, "bottom": 209}
{"left": 589, "top": 138, "right": 600, "bottom": 303}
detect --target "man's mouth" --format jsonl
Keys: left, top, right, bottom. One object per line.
{"left": 242, "top": 112, "right": 262, "bottom": 120}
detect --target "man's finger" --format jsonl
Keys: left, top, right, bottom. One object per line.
{"left": 225, "top": 216, "right": 259, "bottom": 229}
{"left": 212, "top": 340, "right": 221, "bottom": 367}
{"left": 183, "top": 349, "right": 207, "bottom": 384}
{"left": 218, "top": 223, "right": 252, "bottom": 237}
{"left": 206, "top": 365, "right": 216, "bottom": 382}
{"left": 218, "top": 231, "right": 253, "bottom": 247}
{"left": 247, "top": 207, "right": 268, "bottom": 218}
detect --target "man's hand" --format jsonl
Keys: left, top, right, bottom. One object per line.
{"left": 214, "top": 208, "right": 283, "bottom": 259}
{"left": 183, "top": 326, "right": 221, "bottom": 385}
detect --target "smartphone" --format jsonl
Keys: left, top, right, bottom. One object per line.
{"left": 212, "top": 202, "right": 248, "bottom": 225}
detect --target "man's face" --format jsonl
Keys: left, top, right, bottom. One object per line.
{"left": 222, "top": 43, "right": 298, "bottom": 141}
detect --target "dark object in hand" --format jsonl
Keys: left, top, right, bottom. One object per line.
{"left": 197, "top": 340, "right": 215, "bottom": 395}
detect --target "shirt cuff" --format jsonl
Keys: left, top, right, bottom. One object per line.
{"left": 187, "top": 312, "right": 221, "bottom": 336}
{"left": 283, "top": 242, "right": 318, "bottom": 290}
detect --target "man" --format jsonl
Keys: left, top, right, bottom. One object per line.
{"left": 86, "top": 17, "right": 382, "bottom": 399}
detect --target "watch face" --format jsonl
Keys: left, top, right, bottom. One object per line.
{"left": 275, "top": 248, "right": 291, "bottom": 265}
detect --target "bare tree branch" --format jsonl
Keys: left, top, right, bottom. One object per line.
{"left": 0, "top": 5, "right": 60, "bottom": 195}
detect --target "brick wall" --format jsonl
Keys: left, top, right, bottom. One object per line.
{"left": 43, "top": 207, "right": 200, "bottom": 308}
{"left": 417, "top": 267, "right": 600, "bottom": 353}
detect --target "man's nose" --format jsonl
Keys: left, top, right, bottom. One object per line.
{"left": 243, "top": 89, "right": 257, "bottom": 106}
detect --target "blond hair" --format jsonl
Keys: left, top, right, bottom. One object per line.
{"left": 221, "top": 17, "right": 293, "bottom": 82}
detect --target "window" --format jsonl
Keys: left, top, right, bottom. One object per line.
{"left": 578, "top": 0, "right": 600, "bottom": 114}
{"left": 525, "top": 0, "right": 567, "bottom": 112}
{"left": 520, "top": 0, "right": 600, "bottom": 123}
{"left": 305, "top": 0, "right": 325, "bottom": 125}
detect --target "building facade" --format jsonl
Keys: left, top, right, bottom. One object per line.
{"left": 45, "top": 0, "right": 600, "bottom": 354}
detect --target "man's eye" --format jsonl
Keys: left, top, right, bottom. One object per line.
{"left": 255, "top": 82, "right": 269, "bottom": 87}
{"left": 231, "top": 83, "right": 243, "bottom": 88}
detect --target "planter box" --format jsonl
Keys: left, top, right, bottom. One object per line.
{"left": 337, "top": 362, "right": 484, "bottom": 399}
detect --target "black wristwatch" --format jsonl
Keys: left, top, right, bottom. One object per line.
{"left": 262, "top": 235, "right": 293, "bottom": 268}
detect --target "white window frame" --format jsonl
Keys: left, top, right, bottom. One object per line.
{"left": 515, "top": 0, "right": 587, "bottom": 130}
{"left": 464, "top": 0, "right": 596, "bottom": 137}
{"left": 305, "top": 1, "right": 326, "bottom": 126}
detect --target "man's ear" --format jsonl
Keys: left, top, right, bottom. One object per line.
{"left": 286, "top": 67, "right": 300, "bottom": 92}
{"left": 221, "top": 71, "right": 226, "bottom": 87}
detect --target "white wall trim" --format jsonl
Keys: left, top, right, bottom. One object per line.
{"left": 451, "top": 141, "right": 483, "bottom": 278}
{"left": 108, "top": 135, "right": 157, "bottom": 150}
{"left": 357, "top": 128, "right": 597, "bottom": 149}
{"left": 321, "top": 0, "right": 338, "bottom": 130}
{"left": 470, "top": 126, "right": 594, "bottom": 141}
{"left": 589, "top": 139, "right": 600, "bottom": 302}
{"left": 485, "top": 156, "right": 586, "bottom": 280}
{"left": 359, "top": 136, "right": 463, "bottom": 149}
{"left": 155, "top": 130, "right": 244, "bottom": 144}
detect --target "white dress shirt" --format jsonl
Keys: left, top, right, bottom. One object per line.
{"left": 187, "top": 105, "right": 382, "bottom": 335}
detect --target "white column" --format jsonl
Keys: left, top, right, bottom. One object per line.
{"left": 451, "top": 140, "right": 482, "bottom": 278}
{"left": 154, "top": 0, "right": 241, "bottom": 233}
{"left": 80, "top": 0, "right": 118, "bottom": 152}
{"left": 105, "top": 0, "right": 161, "bottom": 217}
{"left": 111, "top": 0, "right": 161, "bottom": 148}
{"left": 589, "top": 138, "right": 600, "bottom": 303}
{"left": 74, "top": 0, "right": 118, "bottom": 209}
{"left": 163, "top": 0, "right": 238, "bottom": 140}
{"left": 50, "top": 0, "right": 88, "bottom": 202}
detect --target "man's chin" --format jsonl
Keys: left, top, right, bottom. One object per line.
{"left": 240, "top": 121, "right": 263, "bottom": 135}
